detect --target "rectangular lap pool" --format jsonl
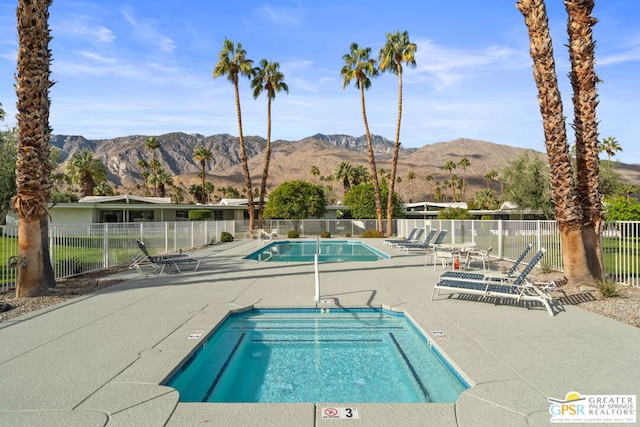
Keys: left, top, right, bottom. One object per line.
{"left": 243, "top": 240, "right": 390, "bottom": 262}
{"left": 165, "top": 309, "right": 469, "bottom": 403}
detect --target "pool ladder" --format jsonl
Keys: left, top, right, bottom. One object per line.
{"left": 314, "top": 236, "right": 321, "bottom": 305}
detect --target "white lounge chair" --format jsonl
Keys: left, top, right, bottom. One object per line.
{"left": 384, "top": 227, "right": 418, "bottom": 246}
{"left": 432, "top": 248, "right": 557, "bottom": 316}
{"left": 131, "top": 240, "right": 200, "bottom": 274}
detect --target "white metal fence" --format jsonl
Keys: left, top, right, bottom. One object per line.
{"left": 1, "top": 219, "right": 638, "bottom": 292}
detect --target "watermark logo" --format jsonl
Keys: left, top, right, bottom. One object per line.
{"left": 549, "top": 391, "right": 636, "bottom": 423}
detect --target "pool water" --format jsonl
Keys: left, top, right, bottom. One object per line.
{"left": 243, "top": 240, "right": 390, "bottom": 262}
{"left": 165, "top": 309, "right": 469, "bottom": 403}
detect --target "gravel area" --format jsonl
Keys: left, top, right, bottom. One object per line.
{"left": 1, "top": 267, "right": 639, "bottom": 328}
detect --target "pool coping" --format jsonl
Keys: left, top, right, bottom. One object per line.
{"left": 0, "top": 238, "right": 638, "bottom": 426}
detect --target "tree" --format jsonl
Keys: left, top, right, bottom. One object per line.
{"left": 214, "top": 39, "right": 256, "bottom": 229}
{"left": 0, "top": 122, "right": 17, "bottom": 225}
{"left": 334, "top": 161, "right": 353, "bottom": 193}
{"left": 137, "top": 159, "right": 150, "bottom": 195}
{"left": 425, "top": 174, "right": 433, "bottom": 201}
{"left": 351, "top": 164, "right": 370, "bottom": 185}
{"left": 264, "top": 180, "right": 327, "bottom": 220}
{"left": 310, "top": 165, "right": 320, "bottom": 183}
{"left": 13, "top": 0, "right": 56, "bottom": 296}
{"left": 94, "top": 182, "right": 115, "bottom": 196}
{"left": 518, "top": 0, "right": 603, "bottom": 284}
{"left": 66, "top": 150, "right": 108, "bottom": 198}
{"left": 251, "top": 59, "right": 289, "bottom": 228}
{"left": 192, "top": 146, "right": 213, "bottom": 204}
{"left": 458, "top": 156, "right": 471, "bottom": 200}
{"left": 443, "top": 160, "right": 456, "bottom": 201}
{"left": 145, "top": 137, "right": 160, "bottom": 164}
{"left": 503, "top": 154, "right": 554, "bottom": 218}
{"left": 343, "top": 183, "right": 404, "bottom": 220}
{"left": 147, "top": 167, "right": 173, "bottom": 198}
{"left": 484, "top": 169, "right": 498, "bottom": 190}
{"left": 379, "top": 30, "right": 417, "bottom": 236}
{"left": 407, "top": 171, "right": 416, "bottom": 202}
{"left": 603, "top": 196, "right": 640, "bottom": 221}
{"left": 341, "top": 42, "right": 384, "bottom": 233}
{"left": 188, "top": 183, "right": 203, "bottom": 204}
{"left": 599, "top": 136, "right": 622, "bottom": 164}
{"left": 472, "top": 189, "right": 499, "bottom": 210}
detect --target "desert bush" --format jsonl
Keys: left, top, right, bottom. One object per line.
{"left": 287, "top": 229, "right": 300, "bottom": 238}
{"left": 597, "top": 278, "right": 622, "bottom": 298}
{"left": 220, "top": 231, "right": 233, "bottom": 242}
{"left": 188, "top": 210, "right": 211, "bottom": 221}
{"left": 361, "top": 229, "right": 384, "bottom": 238}
{"left": 320, "top": 231, "right": 331, "bottom": 238}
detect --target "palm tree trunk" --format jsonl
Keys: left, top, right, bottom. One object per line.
{"left": 258, "top": 97, "right": 272, "bottom": 229}
{"left": 566, "top": 0, "right": 603, "bottom": 280}
{"left": 360, "top": 86, "right": 383, "bottom": 232}
{"left": 234, "top": 78, "right": 254, "bottom": 229}
{"left": 14, "top": 0, "right": 56, "bottom": 296}
{"left": 386, "top": 66, "right": 403, "bottom": 236}
{"left": 517, "top": 0, "right": 593, "bottom": 284}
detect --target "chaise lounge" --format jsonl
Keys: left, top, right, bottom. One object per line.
{"left": 131, "top": 240, "right": 200, "bottom": 274}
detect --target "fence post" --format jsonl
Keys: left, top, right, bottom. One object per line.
{"left": 103, "top": 223, "right": 109, "bottom": 269}
{"left": 497, "top": 220, "right": 503, "bottom": 259}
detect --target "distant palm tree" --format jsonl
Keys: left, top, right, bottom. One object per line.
{"left": 251, "top": 59, "right": 289, "bottom": 228}
{"left": 171, "top": 186, "right": 184, "bottom": 204}
{"left": 351, "top": 164, "right": 371, "bottom": 185}
{"left": 145, "top": 137, "right": 160, "bottom": 164}
{"left": 334, "top": 161, "right": 354, "bottom": 193}
{"left": 193, "top": 146, "right": 213, "bottom": 204}
{"left": 66, "top": 149, "right": 108, "bottom": 197}
{"left": 310, "top": 165, "right": 320, "bottom": 183}
{"left": 458, "top": 156, "right": 470, "bottom": 200}
{"left": 379, "top": 30, "right": 417, "bottom": 235}
{"left": 341, "top": 42, "right": 384, "bottom": 232}
{"left": 407, "top": 171, "right": 416, "bottom": 202}
{"left": 599, "top": 136, "right": 622, "bottom": 164}
{"left": 443, "top": 160, "right": 456, "bottom": 200}
{"left": 214, "top": 38, "right": 256, "bottom": 229}
{"left": 148, "top": 167, "right": 173, "bottom": 198}
{"left": 484, "top": 169, "right": 498, "bottom": 191}
{"left": 425, "top": 174, "right": 433, "bottom": 201}
{"left": 188, "top": 183, "right": 203, "bottom": 204}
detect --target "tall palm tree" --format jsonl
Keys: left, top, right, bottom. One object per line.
{"left": 145, "top": 137, "right": 160, "bottom": 164}
{"left": 251, "top": 59, "right": 289, "bottom": 228}
{"left": 599, "top": 136, "right": 622, "bottom": 164}
{"left": 517, "top": 0, "right": 594, "bottom": 284}
{"left": 484, "top": 169, "right": 498, "bottom": 191}
{"left": 341, "top": 42, "right": 384, "bottom": 232}
{"left": 66, "top": 150, "right": 107, "bottom": 198}
{"left": 457, "top": 156, "right": 470, "bottom": 200}
{"left": 443, "top": 160, "right": 456, "bottom": 199}
{"left": 193, "top": 146, "right": 213, "bottom": 204}
{"left": 407, "top": 171, "right": 416, "bottom": 202}
{"left": 425, "top": 175, "right": 433, "bottom": 201}
{"left": 566, "top": 0, "right": 603, "bottom": 279}
{"left": 214, "top": 38, "right": 256, "bottom": 229}
{"left": 379, "top": 30, "right": 417, "bottom": 235}
{"left": 13, "top": 0, "right": 56, "bottom": 296}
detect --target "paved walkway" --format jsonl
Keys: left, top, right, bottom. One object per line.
{"left": 0, "top": 239, "right": 638, "bottom": 426}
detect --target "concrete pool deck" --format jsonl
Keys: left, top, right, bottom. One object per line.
{"left": 0, "top": 238, "right": 638, "bottom": 426}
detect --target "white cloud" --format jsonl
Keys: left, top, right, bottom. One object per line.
{"left": 256, "top": 2, "right": 303, "bottom": 25}
{"left": 121, "top": 8, "right": 176, "bottom": 53}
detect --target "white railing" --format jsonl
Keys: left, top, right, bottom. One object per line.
{"left": 1, "top": 219, "right": 638, "bottom": 292}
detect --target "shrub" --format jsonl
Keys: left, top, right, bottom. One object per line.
{"left": 345, "top": 232, "right": 351, "bottom": 238}
{"left": 188, "top": 210, "right": 211, "bottom": 221}
{"left": 320, "top": 231, "right": 331, "bottom": 238}
{"left": 361, "top": 229, "right": 384, "bottom": 238}
{"left": 220, "top": 231, "right": 233, "bottom": 242}
{"left": 287, "top": 229, "right": 300, "bottom": 238}
{"left": 597, "top": 278, "right": 622, "bottom": 298}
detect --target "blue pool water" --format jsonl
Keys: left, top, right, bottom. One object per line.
{"left": 165, "top": 309, "right": 469, "bottom": 403}
{"left": 243, "top": 240, "right": 390, "bottom": 262}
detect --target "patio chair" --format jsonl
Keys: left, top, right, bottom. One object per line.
{"left": 465, "top": 246, "right": 493, "bottom": 272}
{"left": 390, "top": 228, "right": 426, "bottom": 249}
{"left": 131, "top": 240, "right": 200, "bottom": 274}
{"left": 398, "top": 229, "right": 444, "bottom": 253}
{"left": 432, "top": 248, "right": 557, "bottom": 316}
{"left": 384, "top": 227, "right": 418, "bottom": 246}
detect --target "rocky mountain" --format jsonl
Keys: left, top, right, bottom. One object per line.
{"left": 51, "top": 132, "right": 640, "bottom": 203}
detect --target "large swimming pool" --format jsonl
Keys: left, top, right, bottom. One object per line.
{"left": 243, "top": 240, "right": 390, "bottom": 262}
{"left": 164, "top": 308, "right": 469, "bottom": 403}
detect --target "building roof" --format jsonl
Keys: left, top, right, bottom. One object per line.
{"left": 79, "top": 195, "right": 171, "bottom": 204}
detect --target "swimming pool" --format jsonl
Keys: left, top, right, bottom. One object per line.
{"left": 164, "top": 308, "right": 469, "bottom": 403}
{"left": 243, "top": 240, "right": 390, "bottom": 262}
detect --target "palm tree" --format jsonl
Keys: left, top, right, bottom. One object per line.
{"left": 351, "top": 164, "right": 370, "bottom": 185}
{"left": 425, "top": 174, "right": 433, "bottom": 201}
{"left": 457, "top": 156, "right": 470, "bottom": 200}
{"left": 145, "top": 137, "right": 160, "bottom": 164}
{"left": 443, "top": 160, "right": 456, "bottom": 196}
{"left": 310, "top": 165, "right": 320, "bottom": 183}
{"left": 407, "top": 171, "right": 416, "bottom": 202}
{"left": 379, "top": 30, "right": 417, "bottom": 235}
{"left": 341, "top": 42, "right": 384, "bottom": 232}
{"left": 188, "top": 183, "right": 203, "bottom": 204}
{"left": 13, "top": 0, "right": 56, "bottom": 296}
{"left": 517, "top": 0, "right": 597, "bottom": 284}
{"left": 251, "top": 59, "right": 289, "bottom": 228}
{"left": 214, "top": 38, "right": 256, "bottom": 229}
{"left": 334, "top": 161, "right": 354, "bottom": 194}
{"left": 484, "top": 169, "right": 498, "bottom": 191}
{"left": 66, "top": 150, "right": 108, "bottom": 198}
{"left": 192, "top": 146, "right": 213, "bottom": 204}
{"left": 599, "top": 136, "right": 622, "bottom": 164}
{"left": 148, "top": 167, "right": 173, "bottom": 198}
{"left": 137, "top": 159, "right": 149, "bottom": 194}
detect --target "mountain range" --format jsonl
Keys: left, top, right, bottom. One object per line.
{"left": 50, "top": 133, "right": 640, "bottom": 203}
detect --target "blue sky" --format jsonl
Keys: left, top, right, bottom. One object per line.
{"left": 0, "top": 1, "right": 639, "bottom": 162}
